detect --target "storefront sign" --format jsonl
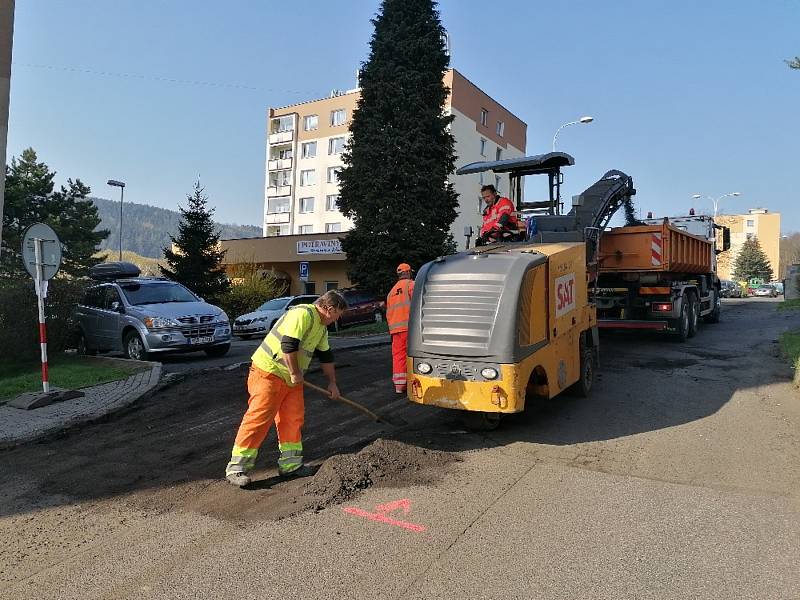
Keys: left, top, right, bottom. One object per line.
{"left": 296, "top": 239, "right": 343, "bottom": 255}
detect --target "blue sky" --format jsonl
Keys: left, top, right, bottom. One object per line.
{"left": 7, "top": 1, "right": 800, "bottom": 230}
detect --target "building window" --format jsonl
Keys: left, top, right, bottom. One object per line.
{"left": 269, "top": 170, "right": 292, "bottom": 187}
{"left": 496, "top": 148, "right": 503, "bottom": 161}
{"left": 301, "top": 141, "right": 317, "bottom": 159}
{"left": 266, "top": 224, "right": 289, "bottom": 237}
{"left": 327, "top": 167, "right": 341, "bottom": 184}
{"left": 330, "top": 109, "right": 346, "bottom": 126}
{"left": 328, "top": 136, "right": 346, "bottom": 155}
{"left": 325, "top": 281, "right": 338, "bottom": 292}
{"left": 480, "top": 108, "right": 488, "bottom": 126}
{"left": 479, "top": 139, "right": 487, "bottom": 156}
{"left": 272, "top": 146, "right": 292, "bottom": 160}
{"left": 496, "top": 121, "right": 505, "bottom": 137}
{"left": 304, "top": 281, "right": 317, "bottom": 294}
{"left": 325, "top": 222, "right": 342, "bottom": 233}
{"left": 300, "top": 169, "right": 316, "bottom": 186}
{"left": 326, "top": 194, "right": 340, "bottom": 211}
{"left": 298, "top": 225, "right": 313, "bottom": 234}
{"left": 267, "top": 196, "right": 290, "bottom": 214}
{"left": 746, "top": 219, "right": 755, "bottom": 227}
{"left": 299, "top": 197, "right": 315, "bottom": 213}
{"left": 271, "top": 115, "right": 294, "bottom": 133}
{"left": 303, "top": 115, "right": 318, "bottom": 131}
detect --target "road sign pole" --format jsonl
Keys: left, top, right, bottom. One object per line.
{"left": 33, "top": 238, "right": 49, "bottom": 393}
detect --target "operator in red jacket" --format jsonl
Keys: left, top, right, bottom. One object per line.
{"left": 478, "top": 184, "right": 519, "bottom": 245}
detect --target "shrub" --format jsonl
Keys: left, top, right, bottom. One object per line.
{"left": 217, "top": 264, "right": 288, "bottom": 320}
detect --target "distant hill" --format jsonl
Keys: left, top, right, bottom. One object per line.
{"left": 91, "top": 197, "right": 262, "bottom": 258}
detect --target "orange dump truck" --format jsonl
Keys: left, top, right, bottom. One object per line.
{"left": 594, "top": 214, "right": 730, "bottom": 341}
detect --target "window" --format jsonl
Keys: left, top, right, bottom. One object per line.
{"left": 271, "top": 115, "right": 293, "bottom": 133}
{"left": 746, "top": 219, "right": 755, "bottom": 227}
{"left": 272, "top": 146, "right": 292, "bottom": 160}
{"left": 301, "top": 141, "right": 317, "bottom": 159}
{"left": 480, "top": 108, "right": 488, "bottom": 126}
{"left": 330, "top": 109, "right": 346, "bottom": 126}
{"left": 327, "top": 166, "right": 341, "bottom": 183}
{"left": 496, "top": 148, "right": 503, "bottom": 161}
{"left": 266, "top": 224, "right": 289, "bottom": 237}
{"left": 267, "top": 196, "right": 290, "bottom": 214}
{"left": 303, "top": 114, "right": 318, "bottom": 131}
{"left": 325, "top": 281, "right": 339, "bottom": 292}
{"left": 104, "top": 287, "right": 122, "bottom": 311}
{"left": 328, "top": 136, "right": 346, "bottom": 155}
{"left": 299, "top": 197, "right": 315, "bottom": 213}
{"left": 326, "top": 194, "right": 340, "bottom": 211}
{"left": 304, "top": 281, "right": 317, "bottom": 294}
{"left": 298, "top": 225, "right": 313, "bottom": 234}
{"left": 269, "top": 170, "right": 292, "bottom": 187}
{"left": 300, "top": 169, "right": 316, "bottom": 186}
{"left": 325, "top": 222, "right": 342, "bottom": 233}
{"left": 479, "top": 139, "right": 487, "bottom": 156}
{"left": 496, "top": 121, "right": 505, "bottom": 137}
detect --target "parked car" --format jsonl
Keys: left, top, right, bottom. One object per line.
{"left": 335, "top": 289, "right": 387, "bottom": 328}
{"left": 232, "top": 295, "right": 318, "bottom": 339}
{"left": 72, "top": 263, "right": 231, "bottom": 361}
{"left": 753, "top": 284, "right": 778, "bottom": 298}
{"left": 771, "top": 281, "right": 785, "bottom": 295}
{"left": 720, "top": 280, "right": 742, "bottom": 298}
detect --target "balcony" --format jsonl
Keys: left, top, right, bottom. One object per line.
{"left": 265, "top": 212, "right": 291, "bottom": 224}
{"left": 266, "top": 185, "right": 291, "bottom": 197}
{"left": 269, "top": 130, "right": 294, "bottom": 144}
{"left": 268, "top": 158, "right": 293, "bottom": 171}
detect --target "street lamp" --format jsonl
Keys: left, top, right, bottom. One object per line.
{"left": 107, "top": 179, "right": 126, "bottom": 261}
{"left": 691, "top": 192, "right": 741, "bottom": 217}
{"left": 552, "top": 116, "right": 593, "bottom": 152}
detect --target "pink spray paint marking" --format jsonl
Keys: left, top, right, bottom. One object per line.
{"left": 343, "top": 498, "right": 426, "bottom": 533}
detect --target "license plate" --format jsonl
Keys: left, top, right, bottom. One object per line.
{"left": 190, "top": 336, "right": 213, "bottom": 345}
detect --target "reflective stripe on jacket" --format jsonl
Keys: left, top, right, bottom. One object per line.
{"left": 251, "top": 304, "right": 329, "bottom": 383}
{"left": 387, "top": 279, "right": 414, "bottom": 334}
{"left": 480, "top": 196, "right": 519, "bottom": 236}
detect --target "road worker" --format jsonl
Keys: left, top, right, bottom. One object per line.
{"left": 477, "top": 184, "right": 519, "bottom": 245}
{"left": 386, "top": 263, "right": 415, "bottom": 394}
{"left": 225, "top": 290, "right": 347, "bottom": 488}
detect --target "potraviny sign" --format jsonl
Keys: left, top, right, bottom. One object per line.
{"left": 296, "top": 239, "right": 343, "bottom": 255}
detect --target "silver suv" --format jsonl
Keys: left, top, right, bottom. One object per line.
{"left": 73, "top": 266, "right": 231, "bottom": 361}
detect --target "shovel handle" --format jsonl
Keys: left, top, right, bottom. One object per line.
{"left": 303, "top": 380, "right": 382, "bottom": 423}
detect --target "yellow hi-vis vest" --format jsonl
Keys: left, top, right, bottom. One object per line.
{"left": 251, "top": 304, "right": 330, "bottom": 384}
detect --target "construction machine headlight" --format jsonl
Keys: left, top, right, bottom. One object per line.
{"left": 417, "top": 362, "right": 433, "bottom": 375}
{"left": 481, "top": 367, "right": 499, "bottom": 380}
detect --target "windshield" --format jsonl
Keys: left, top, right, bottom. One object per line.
{"left": 120, "top": 282, "right": 198, "bottom": 305}
{"left": 257, "top": 298, "right": 290, "bottom": 311}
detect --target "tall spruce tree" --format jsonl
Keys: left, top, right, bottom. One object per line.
{"left": 338, "top": 0, "right": 458, "bottom": 294}
{"left": 1, "top": 148, "right": 109, "bottom": 278}
{"left": 733, "top": 237, "right": 774, "bottom": 281}
{"left": 161, "top": 182, "right": 229, "bottom": 302}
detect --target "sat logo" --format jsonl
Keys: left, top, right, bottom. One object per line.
{"left": 555, "top": 272, "right": 576, "bottom": 318}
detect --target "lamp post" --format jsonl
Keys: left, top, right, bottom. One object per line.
{"left": 691, "top": 192, "right": 741, "bottom": 217}
{"left": 552, "top": 116, "right": 593, "bottom": 152}
{"left": 107, "top": 179, "right": 126, "bottom": 261}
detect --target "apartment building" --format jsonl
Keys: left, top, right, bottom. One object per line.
{"left": 262, "top": 68, "right": 527, "bottom": 250}
{"left": 715, "top": 208, "right": 781, "bottom": 281}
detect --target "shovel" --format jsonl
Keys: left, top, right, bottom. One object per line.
{"left": 303, "top": 380, "right": 405, "bottom": 427}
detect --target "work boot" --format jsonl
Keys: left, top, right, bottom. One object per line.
{"left": 395, "top": 387, "right": 407, "bottom": 395}
{"left": 279, "top": 464, "right": 318, "bottom": 480}
{"left": 226, "top": 472, "right": 251, "bottom": 488}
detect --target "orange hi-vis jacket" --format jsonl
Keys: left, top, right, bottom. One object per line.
{"left": 386, "top": 278, "right": 415, "bottom": 334}
{"left": 480, "top": 196, "right": 518, "bottom": 237}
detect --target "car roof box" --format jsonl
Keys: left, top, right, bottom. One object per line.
{"left": 89, "top": 261, "right": 141, "bottom": 281}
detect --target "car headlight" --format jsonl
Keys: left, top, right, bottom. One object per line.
{"left": 417, "top": 362, "right": 432, "bottom": 375}
{"left": 217, "top": 311, "right": 229, "bottom": 323}
{"left": 481, "top": 367, "right": 499, "bottom": 380}
{"left": 143, "top": 317, "right": 179, "bottom": 329}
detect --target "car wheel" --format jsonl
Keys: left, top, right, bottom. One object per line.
{"left": 673, "top": 299, "right": 689, "bottom": 342}
{"left": 204, "top": 343, "right": 230, "bottom": 358}
{"left": 76, "top": 332, "right": 97, "bottom": 356}
{"left": 687, "top": 293, "right": 699, "bottom": 338}
{"left": 124, "top": 330, "right": 149, "bottom": 361}
{"left": 461, "top": 411, "right": 501, "bottom": 431}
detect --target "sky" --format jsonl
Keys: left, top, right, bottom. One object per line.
{"left": 7, "top": 0, "right": 800, "bottom": 231}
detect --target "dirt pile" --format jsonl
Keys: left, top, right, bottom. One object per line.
{"left": 303, "top": 438, "right": 459, "bottom": 508}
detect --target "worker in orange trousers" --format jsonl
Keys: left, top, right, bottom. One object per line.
{"left": 386, "top": 263, "right": 415, "bottom": 394}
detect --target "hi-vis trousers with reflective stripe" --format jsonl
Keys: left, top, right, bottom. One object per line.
{"left": 391, "top": 331, "right": 408, "bottom": 393}
{"left": 226, "top": 366, "right": 305, "bottom": 477}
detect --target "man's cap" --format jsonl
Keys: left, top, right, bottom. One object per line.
{"left": 396, "top": 263, "right": 412, "bottom": 274}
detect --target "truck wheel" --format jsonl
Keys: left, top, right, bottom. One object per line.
{"left": 704, "top": 292, "right": 721, "bottom": 323}
{"left": 673, "top": 300, "right": 689, "bottom": 342}
{"left": 687, "top": 294, "right": 699, "bottom": 338}
{"left": 461, "top": 411, "right": 501, "bottom": 431}
{"left": 569, "top": 344, "right": 595, "bottom": 398}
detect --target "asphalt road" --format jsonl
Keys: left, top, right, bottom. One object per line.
{"left": 2, "top": 298, "right": 799, "bottom": 599}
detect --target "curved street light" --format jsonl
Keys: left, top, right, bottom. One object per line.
{"left": 107, "top": 179, "right": 126, "bottom": 261}
{"left": 692, "top": 192, "right": 741, "bottom": 217}
{"left": 552, "top": 116, "right": 593, "bottom": 152}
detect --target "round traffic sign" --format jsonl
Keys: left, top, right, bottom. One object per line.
{"left": 21, "top": 223, "right": 62, "bottom": 281}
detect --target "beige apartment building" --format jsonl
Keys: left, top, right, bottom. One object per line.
{"left": 262, "top": 68, "right": 527, "bottom": 250}
{"left": 715, "top": 208, "right": 781, "bottom": 281}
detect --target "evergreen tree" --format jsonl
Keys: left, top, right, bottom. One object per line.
{"left": 733, "top": 237, "right": 774, "bottom": 281}
{"left": 161, "top": 182, "right": 229, "bottom": 302}
{"left": 1, "top": 148, "right": 109, "bottom": 277}
{"left": 337, "top": 0, "right": 458, "bottom": 294}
